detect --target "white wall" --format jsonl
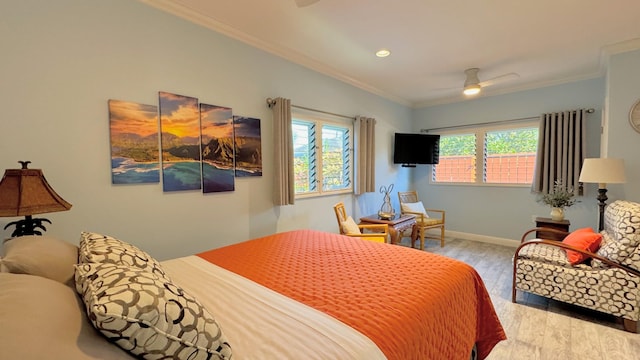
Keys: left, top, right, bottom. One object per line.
{"left": 411, "top": 78, "right": 606, "bottom": 242}
{"left": 0, "top": 0, "right": 412, "bottom": 259}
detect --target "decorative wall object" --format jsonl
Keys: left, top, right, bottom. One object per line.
{"left": 200, "top": 104, "right": 235, "bottom": 193}
{"left": 233, "top": 116, "right": 263, "bottom": 177}
{"left": 158, "top": 92, "right": 202, "bottom": 192}
{"left": 108, "top": 99, "right": 160, "bottom": 184}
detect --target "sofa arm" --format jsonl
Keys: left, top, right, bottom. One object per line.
{"left": 514, "top": 238, "right": 640, "bottom": 278}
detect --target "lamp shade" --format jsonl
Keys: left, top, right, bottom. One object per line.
{"left": 578, "top": 158, "right": 626, "bottom": 185}
{"left": 0, "top": 163, "right": 72, "bottom": 217}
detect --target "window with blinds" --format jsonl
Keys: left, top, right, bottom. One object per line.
{"left": 292, "top": 118, "right": 353, "bottom": 197}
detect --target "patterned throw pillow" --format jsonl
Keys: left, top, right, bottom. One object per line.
{"left": 75, "top": 262, "right": 233, "bottom": 360}
{"left": 78, "top": 231, "right": 167, "bottom": 278}
{"left": 595, "top": 201, "right": 640, "bottom": 264}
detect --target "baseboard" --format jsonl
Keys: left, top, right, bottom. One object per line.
{"left": 443, "top": 230, "right": 519, "bottom": 248}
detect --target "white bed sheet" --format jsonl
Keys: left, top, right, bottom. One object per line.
{"left": 162, "top": 255, "right": 387, "bottom": 360}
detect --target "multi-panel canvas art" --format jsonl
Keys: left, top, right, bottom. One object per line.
{"left": 200, "top": 104, "right": 235, "bottom": 193}
{"left": 233, "top": 116, "right": 262, "bottom": 177}
{"left": 158, "top": 92, "right": 202, "bottom": 192}
{"left": 108, "top": 99, "right": 160, "bottom": 184}
{"left": 109, "top": 92, "right": 262, "bottom": 193}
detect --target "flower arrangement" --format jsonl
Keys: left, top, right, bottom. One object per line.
{"left": 538, "top": 179, "right": 577, "bottom": 209}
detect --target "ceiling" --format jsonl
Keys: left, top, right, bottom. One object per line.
{"left": 141, "top": 0, "right": 640, "bottom": 108}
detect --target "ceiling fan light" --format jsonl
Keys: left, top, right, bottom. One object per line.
{"left": 463, "top": 84, "right": 481, "bottom": 96}
{"left": 375, "top": 49, "right": 391, "bottom": 57}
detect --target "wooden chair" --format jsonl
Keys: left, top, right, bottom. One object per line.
{"left": 397, "top": 191, "right": 445, "bottom": 249}
{"left": 333, "top": 202, "right": 389, "bottom": 243}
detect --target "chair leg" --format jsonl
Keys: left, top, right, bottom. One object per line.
{"left": 439, "top": 226, "right": 445, "bottom": 247}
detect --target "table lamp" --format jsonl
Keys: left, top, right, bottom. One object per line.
{"left": 578, "top": 158, "right": 626, "bottom": 231}
{"left": 0, "top": 161, "right": 72, "bottom": 237}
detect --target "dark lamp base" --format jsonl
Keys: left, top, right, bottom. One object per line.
{"left": 3, "top": 215, "right": 51, "bottom": 237}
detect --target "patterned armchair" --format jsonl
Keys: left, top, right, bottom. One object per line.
{"left": 512, "top": 200, "right": 640, "bottom": 333}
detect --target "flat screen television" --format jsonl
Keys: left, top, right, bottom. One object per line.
{"left": 393, "top": 133, "right": 440, "bottom": 167}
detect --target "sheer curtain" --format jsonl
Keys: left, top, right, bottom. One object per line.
{"left": 354, "top": 116, "right": 376, "bottom": 195}
{"left": 271, "top": 97, "right": 295, "bottom": 205}
{"left": 532, "top": 109, "right": 587, "bottom": 194}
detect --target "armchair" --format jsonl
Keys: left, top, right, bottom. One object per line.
{"left": 512, "top": 200, "right": 640, "bottom": 333}
{"left": 333, "top": 202, "right": 389, "bottom": 243}
{"left": 397, "top": 191, "right": 445, "bottom": 249}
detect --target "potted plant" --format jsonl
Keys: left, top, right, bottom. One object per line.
{"left": 538, "top": 179, "right": 577, "bottom": 221}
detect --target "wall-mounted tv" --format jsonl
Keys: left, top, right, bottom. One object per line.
{"left": 393, "top": 133, "right": 440, "bottom": 167}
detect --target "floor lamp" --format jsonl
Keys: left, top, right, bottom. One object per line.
{"left": 578, "top": 158, "right": 626, "bottom": 231}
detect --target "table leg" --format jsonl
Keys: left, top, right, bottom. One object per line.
{"left": 388, "top": 227, "right": 399, "bottom": 244}
{"left": 410, "top": 225, "right": 419, "bottom": 248}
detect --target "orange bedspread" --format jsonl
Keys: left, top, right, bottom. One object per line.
{"left": 198, "top": 230, "right": 505, "bottom": 359}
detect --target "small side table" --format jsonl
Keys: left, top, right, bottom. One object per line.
{"left": 359, "top": 214, "right": 417, "bottom": 245}
{"left": 535, "top": 217, "right": 570, "bottom": 241}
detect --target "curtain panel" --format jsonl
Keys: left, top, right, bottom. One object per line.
{"left": 532, "top": 109, "right": 587, "bottom": 194}
{"left": 354, "top": 116, "right": 376, "bottom": 195}
{"left": 271, "top": 97, "right": 295, "bottom": 205}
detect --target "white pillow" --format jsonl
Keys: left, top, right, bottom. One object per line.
{"left": 401, "top": 201, "right": 429, "bottom": 218}
{"left": 75, "top": 262, "right": 232, "bottom": 359}
{"left": 341, "top": 216, "right": 362, "bottom": 235}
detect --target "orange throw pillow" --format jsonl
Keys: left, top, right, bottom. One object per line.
{"left": 561, "top": 227, "right": 602, "bottom": 265}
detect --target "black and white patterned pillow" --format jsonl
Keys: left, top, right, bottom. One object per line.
{"left": 75, "top": 262, "right": 232, "bottom": 360}
{"left": 595, "top": 201, "right": 640, "bottom": 265}
{"left": 78, "top": 231, "right": 167, "bottom": 278}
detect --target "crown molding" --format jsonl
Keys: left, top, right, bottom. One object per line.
{"left": 138, "top": 0, "right": 410, "bottom": 106}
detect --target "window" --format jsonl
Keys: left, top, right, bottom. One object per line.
{"left": 433, "top": 122, "right": 538, "bottom": 185}
{"left": 292, "top": 117, "right": 353, "bottom": 196}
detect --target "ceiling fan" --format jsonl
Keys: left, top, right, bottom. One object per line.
{"left": 295, "top": 0, "right": 320, "bottom": 7}
{"left": 462, "top": 68, "right": 519, "bottom": 96}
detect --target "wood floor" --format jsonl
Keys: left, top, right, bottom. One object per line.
{"left": 403, "top": 237, "right": 640, "bottom": 360}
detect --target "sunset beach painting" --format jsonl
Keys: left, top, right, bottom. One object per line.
{"left": 233, "top": 116, "right": 262, "bottom": 177}
{"left": 200, "top": 104, "right": 235, "bottom": 193}
{"left": 108, "top": 99, "right": 160, "bottom": 184}
{"left": 158, "top": 92, "right": 202, "bottom": 192}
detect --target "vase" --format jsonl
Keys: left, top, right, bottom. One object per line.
{"left": 550, "top": 207, "right": 564, "bottom": 221}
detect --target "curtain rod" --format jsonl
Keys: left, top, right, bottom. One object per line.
{"left": 420, "top": 108, "right": 595, "bottom": 133}
{"left": 266, "top": 98, "right": 356, "bottom": 120}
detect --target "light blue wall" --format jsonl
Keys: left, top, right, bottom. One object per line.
{"left": 1, "top": 0, "right": 636, "bottom": 255}
{"left": 411, "top": 78, "right": 606, "bottom": 241}
{"left": 606, "top": 49, "right": 640, "bottom": 202}
{"left": 0, "top": 0, "right": 412, "bottom": 259}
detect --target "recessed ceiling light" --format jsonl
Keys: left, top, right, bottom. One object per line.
{"left": 376, "top": 49, "right": 391, "bottom": 58}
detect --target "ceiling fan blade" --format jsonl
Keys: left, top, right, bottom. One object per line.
{"left": 295, "top": 0, "right": 320, "bottom": 7}
{"left": 479, "top": 72, "right": 520, "bottom": 87}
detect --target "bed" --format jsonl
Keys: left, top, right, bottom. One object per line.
{"left": 0, "top": 229, "right": 506, "bottom": 359}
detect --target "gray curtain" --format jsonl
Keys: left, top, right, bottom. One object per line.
{"left": 532, "top": 109, "right": 587, "bottom": 194}
{"left": 271, "top": 97, "right": 295, "bottom": 205}
{"left": 354, "top": 116, "right": 376, "bottom": 195}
